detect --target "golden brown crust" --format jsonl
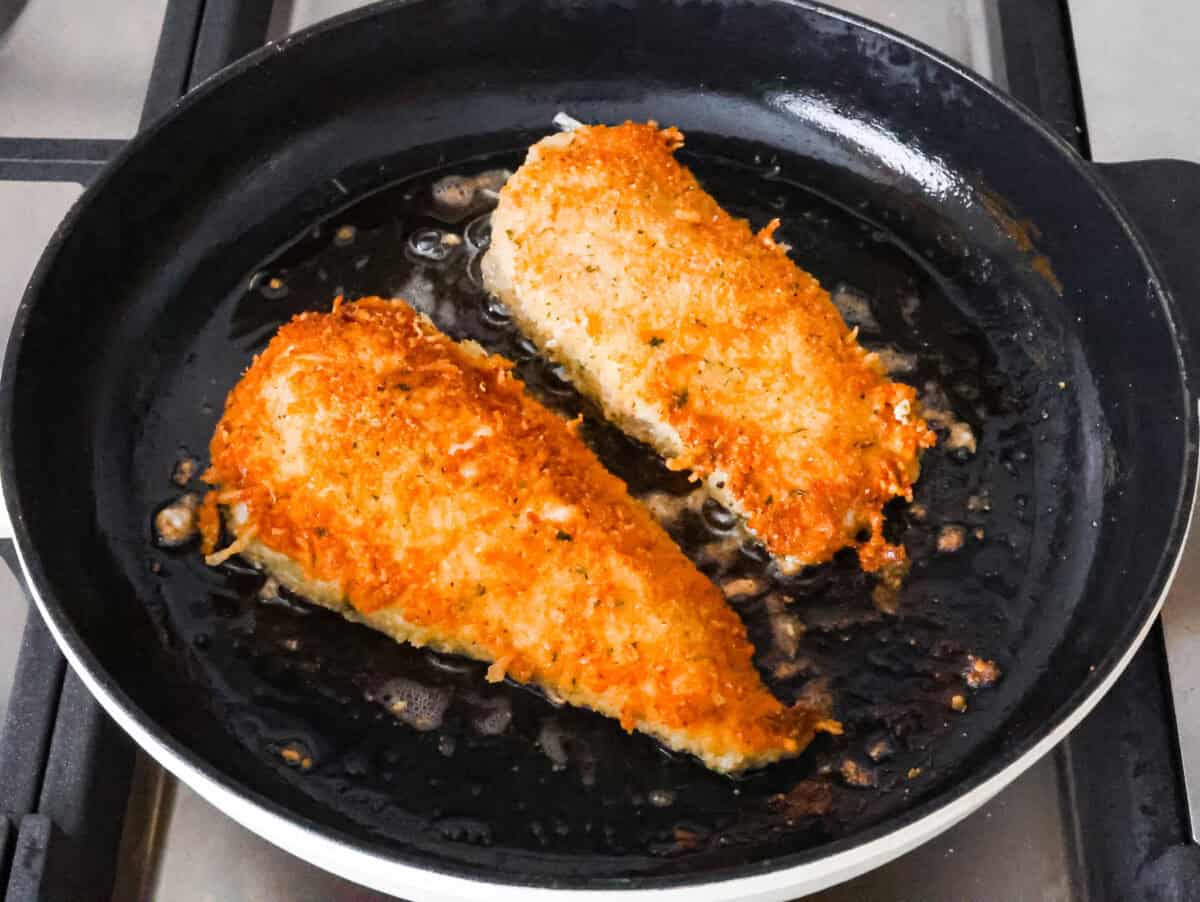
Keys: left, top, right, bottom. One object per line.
{"left": 206, "top": 298, "right": 834, "bottom": 772}
{"left": 197, "top": 491, "right": 220, "bottom": 557}
{"left": 485, "top": 122, "right": 935, "bottom": 571}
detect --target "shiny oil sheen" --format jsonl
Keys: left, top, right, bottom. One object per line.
{"left": 141, "top": 149, "right": 1037, "bottom": 871}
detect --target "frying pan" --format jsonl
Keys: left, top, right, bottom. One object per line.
{"left": 2, "top": 1, "right": 1197, "bottom": 898}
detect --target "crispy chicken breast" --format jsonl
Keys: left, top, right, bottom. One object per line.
{"left": 483, "top": 122, "right": 935, "bottom": 572}
{"left": 203, "top": 298, "right": 836, "bottom": 773}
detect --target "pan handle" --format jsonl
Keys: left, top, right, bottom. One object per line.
{"left": 1095, "top": 158, "right": 1200, "bottom": 845}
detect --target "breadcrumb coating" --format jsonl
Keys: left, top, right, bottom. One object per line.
{"left": 205, "top": 298, "right": 837, "bottom": 772}
{"left": 484, "top": 122, "right": 935, "bottom": 571}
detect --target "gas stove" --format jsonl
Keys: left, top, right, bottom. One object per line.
{"left": 0, "top": 1, "right": 1196, "bottom": 899}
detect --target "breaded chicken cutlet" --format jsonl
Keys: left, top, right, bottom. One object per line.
{"left": 202, "top": 298, "right": 837, "bottom": 773}
{"left": 483, "top": 122, "right": 935, "bottom": 572}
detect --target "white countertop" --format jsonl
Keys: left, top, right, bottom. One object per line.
{"left": 1069, "top": 0, "right": 1200, "bottom": 163}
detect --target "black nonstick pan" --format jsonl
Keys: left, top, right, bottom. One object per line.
{"left": 3, "top": 1, "right": 1198, "bottom": 898}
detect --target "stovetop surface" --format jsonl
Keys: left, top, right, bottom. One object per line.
{"left": 0, "top": 1, "right": 1196, "bottom": 900}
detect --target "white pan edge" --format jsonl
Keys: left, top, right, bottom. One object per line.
{"left": 14, "top": 436, "right": 1199, "bottom": 901}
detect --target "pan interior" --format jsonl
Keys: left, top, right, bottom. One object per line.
{"left": 5, "top": 0, "right": 1189, "bottom": 889}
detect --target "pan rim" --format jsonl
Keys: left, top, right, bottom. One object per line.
{"left": 3, "top": 0, "right": 1197, "bottom": 895}
{"left": 15, "top": 496, "right": 1195, "bottom": 898}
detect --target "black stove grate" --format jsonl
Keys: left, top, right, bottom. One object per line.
{"left": 0, "top": 4, "right": 274, "bottom": 896}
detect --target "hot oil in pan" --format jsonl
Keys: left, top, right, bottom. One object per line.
{"left": 152, "top": 153, "right": 1034, "bottom": 865}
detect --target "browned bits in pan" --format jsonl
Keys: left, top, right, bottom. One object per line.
{"left": 153, "top": 493, "right": 199, "bottom": 547}
{"left": 964, "top": 655, "right": 1002, "bottom": 690}
{"left": 936, "top": 524, "right": 967, "bottom": 554}
{"left": 839, "top": 759, "right": 878, "bottom": 788}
